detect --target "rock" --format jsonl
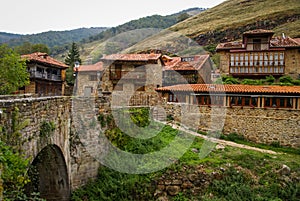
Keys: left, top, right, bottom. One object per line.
{"left": 157, "top": 185, "right": 165, "bottom": 191}
{"left": 182, "top": 181, "right": 193, "bottom": 189}
{"left": 172, "top": 180, "right": 182, "bottom": 185}
{"left": 166, "top": 186, "right": 181, "bottom": 196}
{"left": 188, "top": 174, "right": 198, "bottom": 182}
{"left": 192, "top": 148, "right": 199, "bottom": 153}
{"left": 164, "top": 180, "right": 172, "bottom": 185}
{"left": 278, "top": 164, "right": 291, "bottom": 176}
{"left": 157, "top": 196, "right": 169, "bottom": 201}
{"left": 216, "top": 144, "right": 226, "bottom": 150}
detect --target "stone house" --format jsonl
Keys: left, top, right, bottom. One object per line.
{"left": 156, "top": 84, "right": 300, "bottom": 110}
{"left": 216, "top": 29, "right": 300, "bottom": 79}
{"left": 100, "top": 53, "right": 163, "bottom": 106}
{"left": 21, "top": 52, "right": 68, "bottom": 96}
{"left": 74, "top": 62, "right": 103, "bottom": 97}
{"left": 162, "top": 54, "right": 212, "bottom": 86}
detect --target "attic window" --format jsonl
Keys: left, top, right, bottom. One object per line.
{"left": 253, "top": 39, "right": 262, "bottom": 50}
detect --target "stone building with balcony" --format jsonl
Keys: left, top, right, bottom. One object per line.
{"left": 162, "top": 54, "right": 212, "bottom": 86}
{"left": 21, "top": 52, "right": 68, "bottom": 96}
{"left": 216, "top": 29, "right": 300, "bottom": 79}
{"left": 100, "top": 53, "right": 163, "bottom": 106}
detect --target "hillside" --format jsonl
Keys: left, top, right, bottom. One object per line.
{"left": 67, "top": 7, "right": 205, "bottom": 63}
{"left": 2, "top": 27, "right": 107, "bottom": 48}
{"left": 0, "top": 32, "right": 22, "bottom": 43}
{"left": 125, "top": 0, "right": 300, "bottom": 55}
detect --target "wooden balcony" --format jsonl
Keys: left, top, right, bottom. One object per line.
{"left": 229, "top": 66, "right": 285, "bottom": 76}
{"left": 110, "top": 71, "right": 146, "bottom": 80}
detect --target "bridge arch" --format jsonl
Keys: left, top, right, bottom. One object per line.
{"left": 26, "top": 144, "right": 70, "bottom": 201}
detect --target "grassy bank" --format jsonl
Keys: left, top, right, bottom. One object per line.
{"left": 71, "top": 108, "right": 300, "bottom": 200}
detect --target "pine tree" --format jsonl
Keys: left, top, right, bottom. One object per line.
{"left": 64, "top": 42, "right": 81, "bottom": 85}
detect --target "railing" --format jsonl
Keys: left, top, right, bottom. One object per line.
{"left": 229, "top": 66, "right": 285, "bottom": 75}
{"left": 30, "top": 71, "right": 62, "bottom": 81}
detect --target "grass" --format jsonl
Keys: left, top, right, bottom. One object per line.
{"left": 127, "top": 0, "right": 300, "bottom": 54}
{"left": 72, "top": 108, "right": 300, "bottom": 200}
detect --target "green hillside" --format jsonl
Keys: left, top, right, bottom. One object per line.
{"left": 0, "top": 32, "right": 21, "bottom": 43}
{"left": 66, "top": 8, "right": 205, "bottom": 63}
{"left": 3, "top": 27, "right": 107, "bottom": 48}
{"left": 125, "top": 0, "right": 300, "bottom": 55}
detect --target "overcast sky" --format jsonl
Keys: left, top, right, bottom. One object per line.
{"left": 1, "top": 0, "right": 226, "bottom": 35}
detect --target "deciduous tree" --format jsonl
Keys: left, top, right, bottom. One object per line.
{"left": 0, "top": 45, "right": 29, "bottom": 95}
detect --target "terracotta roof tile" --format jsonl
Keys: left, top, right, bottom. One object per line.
{"left": 164, "top": 55, "right": 210, "bottom": 71}
{"left": 22, "top": 52, "right": 68, "bottom": 69}
{"left": 216, "top": 41, "right": 243, "bottom": 50}
{"left": 101, "top": 54, "right": 162, "bottom": 61}
{"left": 243, "top": 29, "right": 275, "bottom": 35}
{"left": 270, "top": 37, "right": 300, "bottom": 47}
{"left": 162, "top": 56, "right": 181, "bottom": 68}
{"left": 156, "top": 84, "right": 300, "bottom": 94}
{"left": 76, "top": 62, "right": 103, "bottom": 72}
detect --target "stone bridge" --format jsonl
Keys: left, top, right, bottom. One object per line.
{"left": 0, "top": 95, "right": 104, "bottom": 200}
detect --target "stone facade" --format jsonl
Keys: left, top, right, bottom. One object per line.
{"left": 164, "top": 102, "right": 300, "bottom": 148}
{"left": 216, "top": 29, "right": 300, "bottom": 79}
{"left": 0, "top": 96, "right": 71, "bottom": 200}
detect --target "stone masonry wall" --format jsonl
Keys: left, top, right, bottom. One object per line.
{"left": 0, "top": 96, "right": 71, "bottom": 161}
{"left": 164, "top": 103, "right": 300, "bottom": 148}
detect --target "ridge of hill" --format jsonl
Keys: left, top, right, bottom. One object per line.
{"left": 85, "top": 8, "right": 206, "bottom": 44}
{"left": 1, "top": 27, "right": 108, "bottom": 49}
{"left": 0, "top": 32, "right": 22, "bottom": 43}
{"left": 56, "top": 7, "right": 206, "bottom": 63}
{"left": 125, "top": 0, "right": 300, "bottom": 55}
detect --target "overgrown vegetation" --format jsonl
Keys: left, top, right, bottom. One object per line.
{"left": 0, "top": 45, "right": 29, "bottom": 95}
{"left": 72, "top": 108, "right": 300, "bottom": 200}
{"left": 215, "top": 75, "right": 300, "bottom": 86}
{"left": 39, "top": 121, "right": 56, "bottom": 138}
{"left": 0, "top": 107, "right": 44, "bottom": 200}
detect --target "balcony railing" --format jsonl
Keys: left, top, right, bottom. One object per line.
{"left": 30, "top": 71, "right": 62, "bottom": 81}
{"left": 229, "top": 66, "right": 285, "bottom": 75}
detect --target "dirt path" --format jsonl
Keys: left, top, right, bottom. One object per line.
{"left": 167, "top": 123, "right": 278, "bottom": 155}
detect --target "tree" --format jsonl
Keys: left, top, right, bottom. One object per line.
{"left": 0, "top": 45, "right": 29, "bottom": 95}
{"left": 64, "top": 42, "right": 82, "bottom": 85}
{"left": 14, "top": 42, "right": 50, "bottom": 55}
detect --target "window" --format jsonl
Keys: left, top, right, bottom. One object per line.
{"left": 89, "top": 75, "right": 98, "bottom": 81}
{"left": 168, "top": 93, "right": 177, "bottom": 102}
{"left": 253, "top": 39, "right": 261, "bottom": 50}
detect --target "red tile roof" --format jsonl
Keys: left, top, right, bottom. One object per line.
{"left": 162, "top": 56, "right": 181, "bottom": 68}
{"left": 101, "top": 54, "right": 162, "bottom": 62}
{"left": 164, "top": 55, "right": 210, "bottom": 71}
{"left": 243, "top": 29, "right": 275, "bottom": 35}
{"left": 270, "top": 37, "right": 300, "bottom": 47}
{"left": 156, "top": 84, "right": 300, "bottom": 94}
{"left": 22, "top": 52, "right": 68, "bottom": 69}
{"left": 216, "top": 29, "right": 300, "bottom": 50}
{"left": 217, "top": 36, "right": 300, "bottom": 50}
{"left": 76, "top": 62, "right": 103, "bottom": 72}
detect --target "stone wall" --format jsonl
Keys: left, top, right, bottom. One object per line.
{"left": 164, "top": 103, "right": 300, "bottom": 148}
{"left": 70, "top": 95, "right": 112, "bottom": 189}
{"left": 0, "top": 96, "right": 72, "bottom": 199}
{"left": 0, "top": 96, "right": 71, "bottom": 161}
